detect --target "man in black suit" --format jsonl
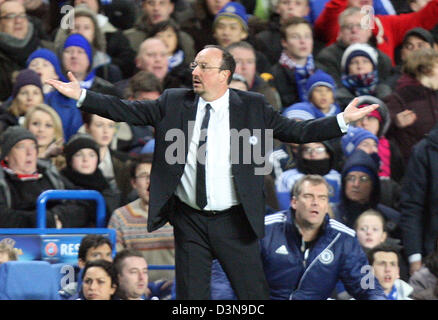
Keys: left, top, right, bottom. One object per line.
{"left": 47, "top": 45, "right": 378, "bottom": 300}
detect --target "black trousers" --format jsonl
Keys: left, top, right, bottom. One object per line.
{"left": 171, "top": 197, "right": 270, "bottom": 300}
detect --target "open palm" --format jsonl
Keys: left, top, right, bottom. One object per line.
{"left": 46, "top": 72, "right": 82, "bottom": 100}
{"left": 343, "top": 97, "right": 379, "bottom": 124}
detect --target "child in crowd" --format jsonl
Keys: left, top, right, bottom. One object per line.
{"left": 355, "top": 209, "right": 388, "bottom": 250}
{"left": 26, "top": 48, "right": 63, "bottom": 94}
{"left": 283, "top": 70, "right": 340, "bottom": 119}
{"left": 337, "top": 43, "right": 391, "bottom": 109}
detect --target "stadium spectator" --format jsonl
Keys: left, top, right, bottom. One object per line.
{"left": 385, "top": 48, "right": 438, "bottom": 163}
{"left": 336, "top": 43, "right": 392, "bottom": 110}
{"left": 61, "top": 133, "right": 122, "bottom": 221}
{"left": 0, "top": 0, "right": 53, "bottom": 101}
{"left": 108, "top": 154, "right": 175, "bottom": 282}
{"left": 0, "top": 126, "right": 90, "bottom": 228}
{"left": 79, "top": 259, "right": 118, "bottom": 300}
{"left": 23, "top": 103, "right": 65, "bottom": 170}
{"left": 368, "top": 243, "right": 413, "bottom": 300}
{"left": 227, "top": 41, "right": 282, "bottom": 111}
{"left": 315, "top": 7, "right": 393, "bottom": 88}
{"left": 270, "top": 17, "right": 316, "bottom": 107}
{"left": 261, "top": 174, "right": 386, "bottom": 299}
{"left": 82, "top": 112, "right": 132, "bottom": 204}
{"left": 0, "top": 69, "right": 44, "bottom": 134}
{"left": 26, "top": 48, "right": 63, "bottom": 94}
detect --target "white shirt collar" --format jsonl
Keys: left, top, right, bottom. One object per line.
{"left": 198, "top": 89, "right": 229, "bottom": 112}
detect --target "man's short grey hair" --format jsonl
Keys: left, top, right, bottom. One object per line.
{"left": 339, "top": 7, "right": 362, "bottom": 27}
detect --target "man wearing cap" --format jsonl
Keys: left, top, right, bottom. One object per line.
{"left": 386, "top": 27, "right": 436, "bottom": 88}
{"left": 0, "top": 126, "right": 91, "bottom": 228}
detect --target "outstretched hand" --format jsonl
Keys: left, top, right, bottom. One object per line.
{"left": 343, "top": 97, "right": 379, "bottom": 124}
{"left": 45, "top": 71, "right": 82, "bottom": 100}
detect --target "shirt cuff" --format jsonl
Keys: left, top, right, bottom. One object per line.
{"left": 76, "top": 89, "right": 87, "bottom": 108}
{"left": 408, "top": 254, "right": 422, "bottom": 263}
{"left": 336, "top": 112, "right": 349, "bottom": 133}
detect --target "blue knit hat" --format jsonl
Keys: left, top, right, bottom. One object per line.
{"left": 306, "top": 69, "right": 336, "bottom": 100}
{"left": 341, "top": 126, "right": 379, "bottom": 157}
{"left": 214, "top": 2, "right": 248, "bottom": 31}
{"left": 26, "top": 48, "right": 63, "bottom": 80}
{"left": 282, "top": 102, "right": 316, "bottom": 121}
{"left": 63, "top": 33, "right": 93, "bottom": 66}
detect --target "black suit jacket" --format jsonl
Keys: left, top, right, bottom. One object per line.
{"left": 82, "top": 88, "right": 344, "bottom": 238}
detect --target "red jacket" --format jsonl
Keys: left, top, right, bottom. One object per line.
{"left": 314, "top": 0, "right": 438, "bottom": 65}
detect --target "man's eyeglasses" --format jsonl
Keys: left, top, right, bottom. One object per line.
{"left": 190, "top": 61, "right": 223, "bottom": 71}
{"left": 341, "top": 23, "right": 362, "bottom": 31}
{"left": 0, "top": 13, "right": 27, "bottom": 20}
{"left": 302, "top": 146, "right": 326, "bottom": 155}
{"left": 345, "top": 175, "right": 371, "bottom": 183}
{"left": 135, "top": 173, "right": 151, "bottom": 180}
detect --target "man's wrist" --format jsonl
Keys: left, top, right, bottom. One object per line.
{"left": 337, "top": 112, "right": 349, "bottom": 133}
{"left": 76, "top": 89, "right": 87, "bottom": 108}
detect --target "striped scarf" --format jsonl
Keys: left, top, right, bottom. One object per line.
{"left": 279, "top": 51, "right": 315, "bottom": 101}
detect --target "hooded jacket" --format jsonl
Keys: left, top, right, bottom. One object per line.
{"left": 400, "top": 123, "right": 438, "bottom": 259}
{"left": 334, "top": 149, "right": 401, "bottom": 238}
{"left": 261, "top": 209, "right": 386, "bottom": 300}
{"left": 355, "top": 95, "right": 405, "bottom": 183}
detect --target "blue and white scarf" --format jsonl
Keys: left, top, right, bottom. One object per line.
{"left": 341, "top": 70, "right": 378, "bottom": 96}
{"left": 168, "top": 49, "right": 185, "bottom": 71}
{"left": 279, "top": 51, "right": 315, "bottom": 102}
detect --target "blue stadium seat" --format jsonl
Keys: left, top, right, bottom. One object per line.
{"left": 50, "top": 263, "right": 78, "bottom": 291}
{"left": 0, "top": 261, "right": 61, "bottom": 300}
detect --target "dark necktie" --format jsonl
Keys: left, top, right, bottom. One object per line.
{"left": 196, "top": 103, "right": 212, "bottom": 210}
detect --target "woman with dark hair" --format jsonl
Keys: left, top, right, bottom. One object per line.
{"left": 149, "top": 20, "right": 194, "bottom": 87}
{"left": 79, "top": 259, "right": 118, "bottom": 300}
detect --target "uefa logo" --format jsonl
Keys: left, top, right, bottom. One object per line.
{"left": 45, "top": 242, "right": 58, "bottom": 257}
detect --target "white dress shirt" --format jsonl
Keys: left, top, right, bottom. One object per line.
{"left": 175, "top": 89, "right": 239, "bottom": 210}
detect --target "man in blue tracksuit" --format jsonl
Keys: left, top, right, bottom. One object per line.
{"left": 261, "top": 174, "right": 386, "bottom": 300}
